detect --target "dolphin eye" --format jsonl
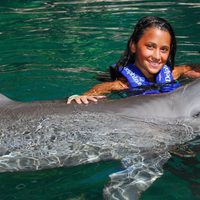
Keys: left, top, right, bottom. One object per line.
{"left": 192, "top": 112, "right": 200, "bottom": 118}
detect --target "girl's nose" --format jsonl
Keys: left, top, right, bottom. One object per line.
{"left": 152, "top": 49, "right": 161, "bottom": 60}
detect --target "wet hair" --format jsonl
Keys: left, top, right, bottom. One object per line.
{"left": 110, "top": 16, "right": 176, "bottom": 80}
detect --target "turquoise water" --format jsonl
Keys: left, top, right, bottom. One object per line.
{"left": 0, "top": 0, "right": 200, "bottom": 199}
{"left": 141, "top": 137, "right": 200, "bottom": 200}
{"left": 0, "top": 161, "right": 123, "bottom": 200}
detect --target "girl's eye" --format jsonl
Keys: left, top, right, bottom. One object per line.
{"left": 161, "top": 47, "right": 169, "bottom": 53}
{"left": 146, "top": 44, "right": 154, "bottom": 50}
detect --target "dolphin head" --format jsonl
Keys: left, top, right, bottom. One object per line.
{"left": 177, "top": 79, "right": 200, "bottom": 118}
{"left": 111, "top": 79, "right": 200, "bottom": 136}
{"left": 173, "top": 79, "right": 200, "bottom": 133}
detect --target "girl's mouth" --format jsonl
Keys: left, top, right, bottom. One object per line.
{"left": 149, "top": 61, "right": 160, "bottom": 68}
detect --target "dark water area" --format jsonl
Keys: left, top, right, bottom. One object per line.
{"left": 0, "top": 160, "right": 123, "bottom": 200}
{"left": 0, "top": 0, "right": 200, "bottom": 199}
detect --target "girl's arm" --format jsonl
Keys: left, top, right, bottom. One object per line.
{"left": 67, "top": 64, "right": 200, "bottom": 104}
{"left": 173, "top": 64, "right": 200, "bottom": 80}
{"left": 83, "top": 80, "right": 128, "bottom": 95}
{"left": 67, "top": 79, "right": 128, "bottom": 104}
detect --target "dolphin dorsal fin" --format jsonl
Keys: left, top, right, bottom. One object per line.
{"left": 0, "top": 93, "right": 14, "bottom": 105}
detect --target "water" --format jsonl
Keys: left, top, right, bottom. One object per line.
{"left": 0, "top": 160, "right": 123, "bottom": 200}
{"left": 0, "top": 0, "right": 200, "bottom": 199}
{"left": 141, "top": 137, "right": 200, "bottom": 200}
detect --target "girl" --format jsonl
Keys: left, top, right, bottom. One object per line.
{"left": 67, "top": 16, "right": 200, "bottom": 104}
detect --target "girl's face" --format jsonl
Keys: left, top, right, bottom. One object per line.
{"left": 132, "top": 27, "right": 171, "bottom": 81}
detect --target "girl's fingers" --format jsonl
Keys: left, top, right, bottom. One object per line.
{"left": 67, "top": 95, "right": 107, "bottom": 104}
{"left": 95, "top": 95, "right": 106, "bottom": 99}
{"left": 75, "top": 96, "right": 84, "bottom": 104}
{"left": 87, "top": 96, "right": 98, "bottom": 102}
{"left": 67, "top": 95, "right": 79, "bottom": 104}
{"left": 184, "top": 70, "right": 200, "bottom": 78}
{"left": 81, "top": 96, "right": 90, "bottom": 104}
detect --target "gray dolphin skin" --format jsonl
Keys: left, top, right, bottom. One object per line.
{"left": 1, "top": 79, "right": 200, "bottom": 200}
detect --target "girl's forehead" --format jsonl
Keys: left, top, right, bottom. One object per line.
{"left": 141, "top": 27, "right": 171, "bottom": 42}
{"left": 142, "top": 27, "right": 170, "bottom": 37}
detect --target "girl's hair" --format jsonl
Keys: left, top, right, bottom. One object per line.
{"left": 110, "top": 16, "right": 176, "bottom": 80}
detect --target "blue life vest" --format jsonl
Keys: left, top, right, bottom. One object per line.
{"left": 118, "top": 64, "right": 180, "bottom": 94}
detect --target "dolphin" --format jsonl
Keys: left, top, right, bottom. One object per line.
{"left": 0, "top": 78, "right": 200, "bottom": 200}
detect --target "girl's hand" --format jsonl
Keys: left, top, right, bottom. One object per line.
{"left": 67, "top": 95, "right": 106, "bottom": 105}
{"left": 173, "top": 65, "right": 200, "bottom": 79}
{"left": 183, "top": 69, "right": 200, "bottom": 78}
